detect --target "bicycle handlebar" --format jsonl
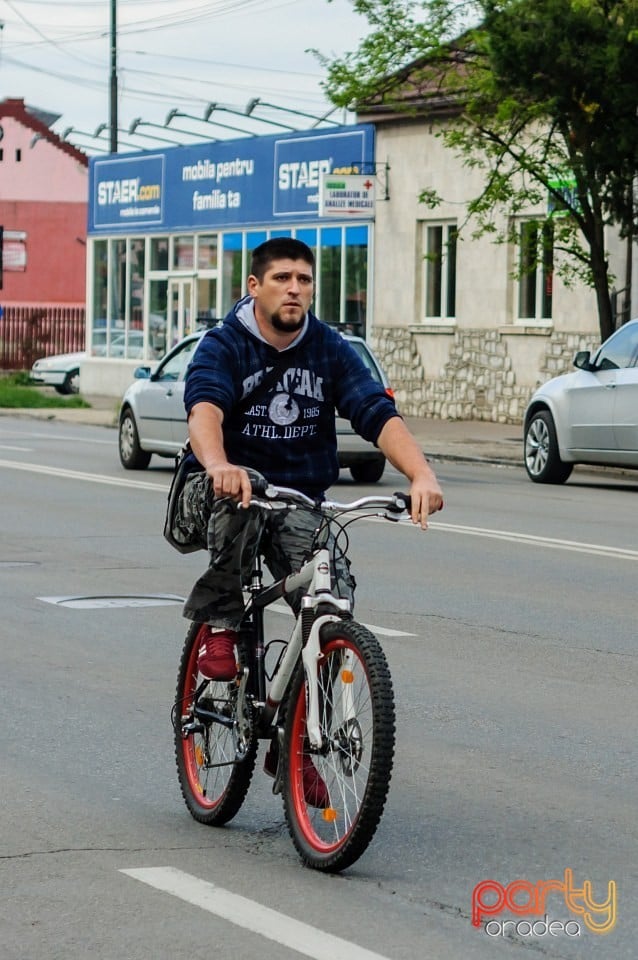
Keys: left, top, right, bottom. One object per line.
{"left": 248, "top": 481, "right": 411, "bottom": 519}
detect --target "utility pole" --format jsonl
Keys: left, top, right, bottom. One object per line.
{"left": 109, "top": 0, "right": 118, "bottom": 153}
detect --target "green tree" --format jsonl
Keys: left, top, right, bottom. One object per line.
{"left": 320, "top": 0, "right": 638, "bottom": 342}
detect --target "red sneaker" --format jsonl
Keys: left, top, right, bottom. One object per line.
{"left": 197, "top": 629, "right": 238, "bottom": 681}
{"left": 302, "top": 754, "right": 329, "bottom": 809}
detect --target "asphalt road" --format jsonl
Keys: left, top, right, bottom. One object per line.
{"left": 1, "top": 416, "right": 636, "bottom": 960}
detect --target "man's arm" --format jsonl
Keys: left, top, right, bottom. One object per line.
{"left": 188, "top": 401, "right": 252, "bottom": 507}
{"left": 376, "top": 416, "right": 444, "bottom": 528}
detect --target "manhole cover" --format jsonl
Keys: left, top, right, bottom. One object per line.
{"left": 38, "top": 594, "right": 185, "bottom": 609}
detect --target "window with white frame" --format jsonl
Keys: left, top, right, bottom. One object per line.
{"left": 517, "top": 219, "right": 553, "bottom": 321}
{"left": 424, "top": 222, "right": 457, "bottom": 320}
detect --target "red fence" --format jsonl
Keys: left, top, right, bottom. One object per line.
{"left": 0, "top": 305, "right": 86, "bottom": 370}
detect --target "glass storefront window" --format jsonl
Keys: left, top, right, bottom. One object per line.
{"left": 129, "top": 238, "right": 145, "bottom": 332}
{"left": 246, "top": 231, "right": 267, "bottom": 269}
{"left": 295, "top": 228, "right": 317, "bottom": 254}
{"left": 88, "top": 222, "right": 370, "bottom": 367}
{"left": 197, "top": 277, "right": 217, "bottom": 326}
{"left": 319, "top": 226, "right": 342, "bottom": 326}
{"left": 149, "top": 279, "right": 168, "bottom": 358}
{"left": 221, "top": 233, "right": 244, "bottom": 316}
{"left": 198, "top": 235, "right": 218, "bottom": 269}
{"left": 150, "top": 237, "right": 168, "bottom": 270}
{"left": 173, "top": 235, "right": 194, "bottom": 270}
{"left": 344, "top": 226, "right": 368, "bottom": 336}
{"left": 109, "top": 238, "right": 126, "bottom": 331}
{"left": 91, "top": 240, "right": 108, "bottom": 353}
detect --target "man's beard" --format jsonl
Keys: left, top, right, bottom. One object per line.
{"left": 271, "top": 311, "right": 305, "bottom": 332}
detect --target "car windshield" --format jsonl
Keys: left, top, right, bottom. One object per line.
{"left": 592, "top": 322, "right": 638, "bottom": 370}
{"left": 346, "top": 339, "right": 383, "bottom": 384}
{"left": 155, "top": 338, "right": 200, "bottom": 382}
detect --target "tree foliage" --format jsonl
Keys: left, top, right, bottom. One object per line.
{"left": 319, "top": 0, "right": 638, "bottom": 341}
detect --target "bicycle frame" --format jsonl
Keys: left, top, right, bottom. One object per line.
{"left": 237, "top": 542, "right": 351, "bottom": 749}
{"left": 227, "top": 488, "right": 410, "bottom": 748}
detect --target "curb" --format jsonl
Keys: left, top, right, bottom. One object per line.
{"left": 426, "top": 451, "right": 522, "bottom": 467}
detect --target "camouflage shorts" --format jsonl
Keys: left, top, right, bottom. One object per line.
{"left": 177, "top": 472, "right": 356, "bottom": 628}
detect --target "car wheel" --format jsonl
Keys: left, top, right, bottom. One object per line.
{"left": 55, "top": 368, "right": 80, "bottom": 395}
{"left": 349, "top": 458, "right": 386, "bottom": 484}
{"left": 524, "top": 410, "right": 573, "bottom": 484}
{"left": 119, "top": 409, "right": 152, "bottom": 470}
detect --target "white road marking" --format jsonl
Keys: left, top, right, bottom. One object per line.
{"left": 363, "top": 623, "right": 414, "bottom": 637}
{"left": 431, "top": 520, "right": 638, "bottom": 561}
{"left": 120, "top": 866, "right": 393, "bottom": 960}
{"left": 2, "top": 458, "right": 637, "bottom": 562}
{"left": 0, "top": 429, "right": 115, "bottom": 445}
{"left": 0, "top": 444, "right": 32, "bottom": 452}
{"left": 0, "top": 458, "right": 166, "bottom": 492}
{"left": 268, "top": 602, "right": 415, "bottom": 637}
{"left": 370, "top": 515, "right": 638, "bottom": 560}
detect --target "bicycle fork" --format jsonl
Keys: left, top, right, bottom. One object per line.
{"left": 235, "top": 547, "right": 351, "bottom": 749}
{"left": 272, "top": 547, "right": 351, "bottom": 749}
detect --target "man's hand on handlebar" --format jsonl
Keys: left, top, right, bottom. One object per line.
{"left": 206, "top": 462, "right": 253, "bottom": 508}
{"left": 408, "top": 470, "right": 444, "bottom": 530}
{"left": 375, "top": 418, "right": 444, "bottom": 530}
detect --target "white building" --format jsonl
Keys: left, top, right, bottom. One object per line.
{"left": 361, "top": 103, "right": 636, "bottom": 422}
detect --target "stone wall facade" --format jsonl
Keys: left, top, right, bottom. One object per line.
{"left": 371, "top": 326, "right": 591, "bottom": 423}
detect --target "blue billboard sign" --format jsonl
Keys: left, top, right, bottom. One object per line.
{"left": 92, "top": 154, "right": 165, "bottom": 228}
{"left": 88, "top": 124, "right": 375, "bottom": 234}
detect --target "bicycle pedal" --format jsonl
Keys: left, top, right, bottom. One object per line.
{"left": 181, "top": 721, "right": 205, "bottom": 737}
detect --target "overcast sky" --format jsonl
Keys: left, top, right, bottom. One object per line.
{"left": 0, "top": 0, "right": 369, "bottom": 153}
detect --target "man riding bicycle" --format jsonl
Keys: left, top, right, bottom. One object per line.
{"left": 172, "top": 237, "right": 443, "bottom": 801}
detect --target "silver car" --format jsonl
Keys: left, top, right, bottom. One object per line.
{"left": 118, "top": 331, "right": 393, "bottom": 483}
{"left": 524, "top": 317, "right": 638, "bottom": 482}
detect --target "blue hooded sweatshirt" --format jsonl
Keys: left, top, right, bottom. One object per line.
{"left": 184, "top": 297, "right": 399, "bottom": 498}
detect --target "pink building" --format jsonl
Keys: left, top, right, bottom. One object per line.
{"left": 0, "top": 99, "right": 88, "bottom": 307}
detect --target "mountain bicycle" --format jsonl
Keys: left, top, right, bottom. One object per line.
{"left": 172, "top": 478, "right": 410, "bottom": 872}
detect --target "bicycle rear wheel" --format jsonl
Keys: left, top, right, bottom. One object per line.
{"left": 173, "top": 622, "right": 257, "bottom": 825}
{"left": 282, "top": 619, "right": 395, "bottom": 871}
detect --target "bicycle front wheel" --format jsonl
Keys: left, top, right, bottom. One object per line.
{"left": 173, "top": 622, "right": 257, "bottom": 825}
{"left": 282, "top": 619, "right": 395, "bottom": 871}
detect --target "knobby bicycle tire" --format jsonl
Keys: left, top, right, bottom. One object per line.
{"left": 174, "top": 622, "right": 257, "bottom": 825}
{"left": 282, "top": 619, "right": 395, "bottom": 872}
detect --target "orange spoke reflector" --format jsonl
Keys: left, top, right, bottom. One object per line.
{"left": 194, "top": 745, "right": 205, "bottom": 767}
{"left": 322, "top": 807, "right": 338, "bottom": 822}
{"left": 341, "top": 669, "right": 354, "bottom": 684}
